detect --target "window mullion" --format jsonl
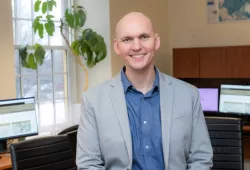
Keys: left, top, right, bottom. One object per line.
{"left": 14, "top": 0, "right": 18, "bottom": 45}
{"left": 52, "top": 49, "right": 57, "bottom": 134}
{"left": 36, "top": 61, "right": 41, "bottom": 129}
{"left": 31, "top": 0, "right": 34, "bottom": 45}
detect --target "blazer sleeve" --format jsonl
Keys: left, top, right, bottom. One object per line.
{"left": 186, "top": 88, "right": 213, "bottom": 170}
{"left": 76, "top": 95, "right": 106, "bottom": 170}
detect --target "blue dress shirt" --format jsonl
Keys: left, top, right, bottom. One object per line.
{"left": 121, "top": 68, "right": 165, "bottom": 170}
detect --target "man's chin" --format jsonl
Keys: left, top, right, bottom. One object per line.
{"left": 127, "top": 64, "right": 152, "bottom": 72}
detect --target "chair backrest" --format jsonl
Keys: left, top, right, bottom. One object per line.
{"left": 205, "top": 116, "right": 244, "bottom": 170}
{"left": 58, "top": 125, "right": 79, "bottom": 135}
{"left": 63, "top": 130, "right": 77, "bottom": 162}
{"left": 10, "top": 135, "right": 76, "bottom": 170}
{"left": 58, "top": 125, "right": 78, "bottom": 163}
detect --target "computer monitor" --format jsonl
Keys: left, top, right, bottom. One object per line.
{"left": 0, "top": 97, "right": 38, "bottom": 153}
{"left": 198, "top": 88, "right": 219, "bottom": 112}
{"left": 219, "top": 84, "right": 250, "bottom": 115}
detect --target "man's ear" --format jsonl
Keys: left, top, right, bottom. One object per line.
{"left": 113, "top": 39, "right": 121, "bottom": 55}
{"left": 154, "top": 33, "right": 160, "bottom": 50}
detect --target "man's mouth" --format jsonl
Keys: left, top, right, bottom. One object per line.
{"left": 129, "top": 53, "right": 147, "bottom": 58}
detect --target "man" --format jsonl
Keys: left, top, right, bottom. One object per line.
{"left": 76, "top": 12, "right": 213, "bottom": 170}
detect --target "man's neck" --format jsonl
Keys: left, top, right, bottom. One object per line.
{"left": 125, "top": 65, "right": 155, "bottom": 94}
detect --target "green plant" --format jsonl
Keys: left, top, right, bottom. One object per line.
{"left": 19, "top": 0, "right": 107, "bottom": 91}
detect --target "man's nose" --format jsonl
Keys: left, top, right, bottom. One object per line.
{"left": 131, "top": 38, "right": 142, "bottom": 51}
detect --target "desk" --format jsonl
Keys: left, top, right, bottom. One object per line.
{"left": 243, "top": 126, "right": 250, "bottom": 161}
{"left": 244, "top": 125, "right": 250, "bottom": 132}
{"left": 0, "top": 153, "right": 11, "bottom": 170}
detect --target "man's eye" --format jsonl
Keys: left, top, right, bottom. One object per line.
{"left": 140, "top": 35, "right": 149, "bottom": 41}
{"left": 122, "top": 38, "right": 131, "bottom": 43}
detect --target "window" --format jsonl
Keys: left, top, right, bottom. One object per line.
{"left": 12, "top": 0, "right": 73, "bottom": 135}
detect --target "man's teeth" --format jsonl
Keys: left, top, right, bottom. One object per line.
{"left": 132, "top": 54, "right": 144, "bottom": 58}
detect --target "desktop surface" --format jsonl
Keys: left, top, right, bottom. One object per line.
{"left": 0, "top": 153, "right": 11, "bottom": 170}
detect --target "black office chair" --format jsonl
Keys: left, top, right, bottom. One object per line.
{"left": 60, "top": 130, "right": 77, "bottom": 163}
{"left": 58, "top": 125, "right": 79, "bottom": 135}
{"left": 205, "top": 116, "right": 244, "bottom": 170}
{"left": 10, "top": 135, "right": 76, "bottom": 170}
{"left": 58, "top": 125, "right": 78, "bottom": 164}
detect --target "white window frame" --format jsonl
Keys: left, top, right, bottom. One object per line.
{"left": 12, "top": 0, "right": 75, "bottom": 136}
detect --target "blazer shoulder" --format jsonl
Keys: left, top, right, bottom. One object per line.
{"left": 82, "top": 75, "right": 120, "bottom": 101}
{"left": 160, "top": 73, "right": 198, "bottom": 96}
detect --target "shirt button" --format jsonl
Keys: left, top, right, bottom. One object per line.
{"left": 141, "top": 98, "right": 144, "bottom": 101}
{"left": 146, "top": 145, "right": 149, "bottom": 149}
{"left": 143, "top": 121, "right": 147, "bottom": 124}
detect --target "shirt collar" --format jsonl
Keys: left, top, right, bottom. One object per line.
{"left": 121, "top": 66, "right": 159, "bottom": 93}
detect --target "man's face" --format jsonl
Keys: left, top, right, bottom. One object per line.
{"left": 114, "top": 15, "right": 160, "bottom": 71}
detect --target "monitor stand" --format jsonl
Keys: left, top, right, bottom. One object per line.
{"left": 0, "top": 140, "right": 8, "bottom": 157}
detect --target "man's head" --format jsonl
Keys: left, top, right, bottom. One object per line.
{"left": 114, "top": 12, "right": 160, "bottom": 72}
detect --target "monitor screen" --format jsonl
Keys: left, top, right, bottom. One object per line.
{"left": 198, "top": 88, "right": 218, "bottom": 112}
{"left": 0, "top": 97, "right": 38, "bottom": 140}
{"left": 219, "top": 84, "right": 250, "bottom": 115}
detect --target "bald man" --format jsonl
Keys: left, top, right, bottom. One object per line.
{"left": 76, "top": 12, "right": 213, "bottom": 170}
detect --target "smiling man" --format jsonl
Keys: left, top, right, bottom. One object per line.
{"left": 76, "top": 12, "right": 213, "bottom": 170}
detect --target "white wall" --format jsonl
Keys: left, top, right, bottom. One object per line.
{"left": 73, "top": 0, "right": 111, "bottom": 124}
{"left": 167, "top": 0, "right": 250, "bottom": 75}
{"left": 75, "top": 0, "right": 111, "bottom": 91}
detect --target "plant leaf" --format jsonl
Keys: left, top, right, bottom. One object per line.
{"left": 48, "top": 0, "right": 56, "bottom": 11}
{"left": 45, "top": 20, "right": 54, "bottom": 36}
{"left": 42, "top": 2, "right": 48, "bottom": 14}
{"left": 21, "top": 60, "right": 31, "bottom": 69}
{"left": 46, "top": 15, "right": 55, "bottom": 20}
{"left": 34, "top": 0, "right": 41, "bottom": 12}
{"left": 19, "top": 46, "right": 34, "bottom": 69}
{"left": 38, "top": 23, "right": 44, "bottom": 38}
{"left": 34, "top": 44, "right": 45, "bottom": 65}
{"left": 78, "top": 9, "right": 86, "bottom": 27}
{"left": 95, "top": 36, "right": 107, "bottom": 62}
{"left": 78, "top": 40, "right": 87, "bottom": 57}
{"left": 65, "top": 9, "right": 75, "bottom": 28}
{"left": 82, "top": 28, "right": 93, "bottom": 41}
{"left": 80, "top": 28, "right": 108, "bottom": 66}
{"left": 74, "top": 12, "right": 80, "bottom": 28}
{"left": 33, "top": 16, "right": 42, "bottom": 33}
{"left": 27, "top": 53, "right": 37, "bottom": 69}
{"left": 71, "top": 40, "right": 80, "bottom": 55}
{"left": 19, "top": 45, "right": 28, "bottom": 61}
{"left": 86, "top": 46, "right": 95, "bottom": 67}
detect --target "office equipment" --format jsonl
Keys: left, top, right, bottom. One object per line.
{"left": 198, "top": 88, "right": 218, "bottom": 112}
{"left": 219, "top": 84, "right": 250, "bottom": 115}
{"left": 0, "top": 97, "right": 38, "bottom": 153}
{"left": 205, "top": 117, "right": 243, "bottom": 170}
{"left": 10, "top": 135, "right": 76, "bottom": 170}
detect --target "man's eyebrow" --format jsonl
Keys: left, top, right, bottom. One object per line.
{"left": 120, "top": 36, "right": 132, "bottom": 40}
{"left": 139, "top": 33, "right": 150, "bottom": 37}
{"left": 120, "top": 33, "right": 151, "bottom": 40}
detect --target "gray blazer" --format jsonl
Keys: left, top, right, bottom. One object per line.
{"left": 76, "top": 71, "right": 213, "bottom": 170}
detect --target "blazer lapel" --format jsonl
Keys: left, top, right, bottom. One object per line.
{"left": 159, "top": 72, "right": 174, "bottom": 169}
{"left": 109, "top": 75, "right": 132, "bottom": 165}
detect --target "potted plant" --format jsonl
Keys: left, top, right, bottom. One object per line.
{"left": 19, "top": 0, "right": 107, "bottom": 91}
